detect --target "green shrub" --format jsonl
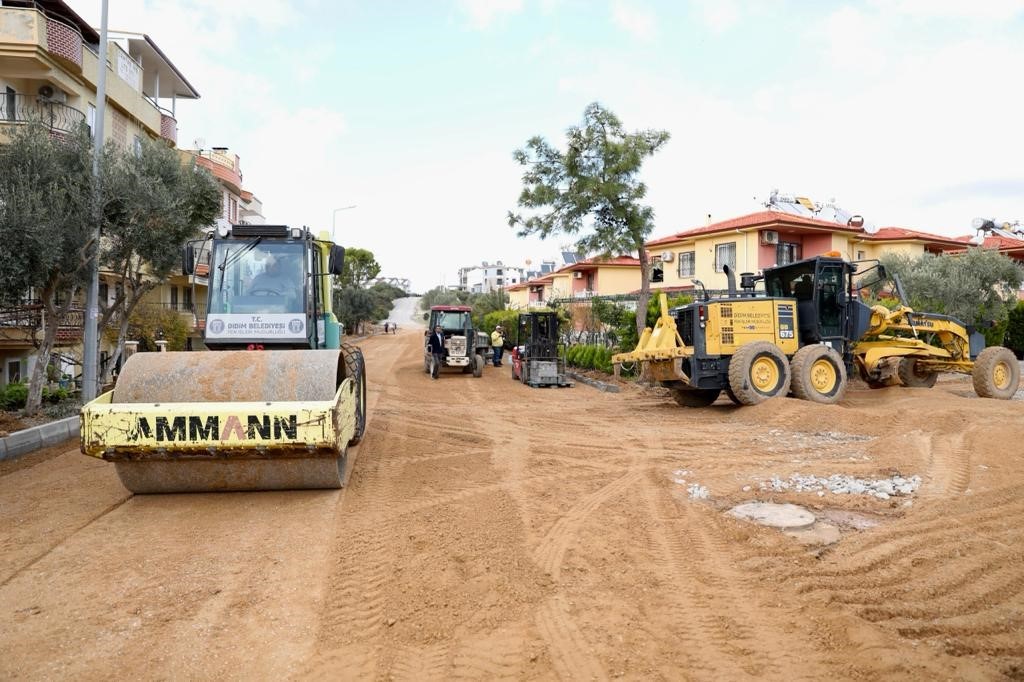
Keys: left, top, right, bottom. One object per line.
{"left": 1, "top": 382, "right": 28, "bottom": 410}
{"left": 1003, "top": 301, "right": 1024, "bottom": 358}
{"left": 41, "top": 386, "right": 69, "bottom": 404}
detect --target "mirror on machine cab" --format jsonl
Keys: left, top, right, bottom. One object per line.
{"left": 328, "top": 245, "right": 346, "bottom": 276}
{"left": 837, "top": 290, "right": 848, "bottom": 305}
{"left": 182, "top": 243, "right": 195, "bottom": 276}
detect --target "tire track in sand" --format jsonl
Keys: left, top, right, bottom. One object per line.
{"left": 532, "top": 469, "right": 644, "bottom": 682}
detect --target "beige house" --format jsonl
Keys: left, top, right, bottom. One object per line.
{"left": 644, "top": 211, "right": 970, "bottom": 294}
{"left": 507, "top": 256, "right": 641, "bottom": 309}
{"left": 0, "top": 0, "right": 199, "bottom": 386}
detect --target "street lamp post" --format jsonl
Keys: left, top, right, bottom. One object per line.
{"left": 331, "top": 205, "right": 357, "bottom": 243}
{"left": 82, "top": 0, "right": 110, "bottom": 401}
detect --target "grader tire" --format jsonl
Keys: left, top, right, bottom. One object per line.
{"left": 724, "top": 385, "right": 742, "bottom": 405}
{"left": 669, "top": 387, "right": 721, "bottom": 407}
{"left": 728, "top": 342, "right": 791, "bottom": 405}
{"left": 972, "top": 346, "right": 1020, "bottom": 399}
{"left": 790, "top": 345, "right": 847, "bottom": 404}
{"left": 897, "top": 357, "right": 938, "bottom": 388}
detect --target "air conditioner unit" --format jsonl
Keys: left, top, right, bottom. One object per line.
{"left": 761, "top": 230, "right": 779, "bottom": 245}
{"left": 573, "top": 271, "right": 583, "bottom": 279}
{"left": 660, "top": 251, "right": 674, "bottom": 262}
{"left": 37, "top": 84, "right": 66, "bottom": 103}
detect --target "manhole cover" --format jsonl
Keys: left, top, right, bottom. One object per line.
{"left": 728, "top": 502, "right": 815, "bottom": 529}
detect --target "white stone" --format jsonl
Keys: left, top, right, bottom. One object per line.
{"left": 728, "top": 502, "right": 815, "bottom": 529}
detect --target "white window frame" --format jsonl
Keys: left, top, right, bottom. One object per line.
{"left": 714, "top": 242, "right": 736, "bottom": 273}
{"left": 678, "top": 251, "right": 695, "bottom": 278}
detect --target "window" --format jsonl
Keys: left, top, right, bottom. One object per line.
{"left": 133, "top": 135, "right": 143, "bottom": 157}
{"left": 183, "top": 286, "right": 193, "bottom": 310}
{"left": 856, "top": 250, "right": 866, "bottom": 260}
{"left": 776, "top": 242, "right": 801, "bottom": 265}
{"left": 99, "top": 282, "right": 109, "bottom": 304}
{"left": 651, "top": 261, "right": 664, "bottom": 283}
{"left": 229, "top": 197, "right": 238, "bottom": 223}
{"left": 87, "top": 103, "right": 96, "bottom": 136}
{"left": 714, "top": 242, "right": 736, "bottom": 273}
{"left": 496, "top": 269, "right": 503, "bottom": 275}
{"left": 678, "top": 251, "right": 695, "bottom": 277}
{"left": 7, "top": 360, "right": 21, "bottom": 384}
{"left": 170, "top": 286, "right": 178, "bottom": 309}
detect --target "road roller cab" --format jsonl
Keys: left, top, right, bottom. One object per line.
{"left": 80, "top": 224, "right": 368, "bottom": 494}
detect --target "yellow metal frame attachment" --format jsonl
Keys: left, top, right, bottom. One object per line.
{"left": 81, "top": 379, "right": 357, "bottom": 461}
{"left": 611, "top": 292, "right": 689, "bottom": 365}
{"left": 854, "top": 304, "right": 975, "bottom": 375}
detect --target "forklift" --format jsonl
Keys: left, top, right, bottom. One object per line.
{"left": 510, "top": 311, "right": 573, "bottom": 388}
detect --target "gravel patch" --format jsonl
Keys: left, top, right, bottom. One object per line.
{"left": 760, "top": 473, "right": 922, "bottom": 499}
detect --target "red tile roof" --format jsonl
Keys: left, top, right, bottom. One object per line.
{"left": 646, "top": 210, "right": 859, "bottom": 247}
{"left": 864, "top": 227, "right": 966, "bottom": 246}
{"left": 946, "top": 235, "right": 1024, "bottom": 253}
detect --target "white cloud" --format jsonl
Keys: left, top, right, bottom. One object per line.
{"left": 690, "top": 0, "right": 741, "bottom": 33}
{"left": 456, "top": 0, "right": 525, "bottom": 29}
{"left": 610, "top": 0, "right": 657, "bottom": 41}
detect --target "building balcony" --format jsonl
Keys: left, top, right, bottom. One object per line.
{"left": 159, "top": 110, "right": 177, "bottom": 144}
{"left": 0, "top": 300, "right": 84, "bottom": 346}
{"left": 44, "top": 13, "right": 83, "bottom": 69}
{"left": 0, "top": 92, "right": 86, "bottom": 135}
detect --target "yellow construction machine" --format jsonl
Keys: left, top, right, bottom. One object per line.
{"left": 80, "top": 224, "right": 367, "bottom": 493}
{"left": 613, "top": 253, "right": 1019, "bottom": 406}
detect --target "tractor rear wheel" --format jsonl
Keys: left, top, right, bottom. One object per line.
{"left": 669, "top": 387, "right": 721, "bottom": 407}
{"left": 790, "top": 345, "right": 847, "bottom": 404}
{"left": 972, "top": 346, "right": 1020, "bottom": 399}
{"left": 473, "top": 353, "right": 484, "bottom": 378}
{"left": 897, "top": 357, "right": 938, "bottom": 388}
{"left": 728, "top": 341, "right": 791, "bottom": 405}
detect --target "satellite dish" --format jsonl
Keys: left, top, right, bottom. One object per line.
{"left": 847, "top": 215, "right": 865, "bottom": 228}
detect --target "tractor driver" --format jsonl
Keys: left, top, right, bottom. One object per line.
{"left": 248, "top": 252, "right": 295, "bottom": 297}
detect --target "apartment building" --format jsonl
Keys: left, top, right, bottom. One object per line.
{"left": 0, "top": 0, "right": 199, "bottom": 386}
{"left": 457, "top": 261, "right": 526, "bottom": 294}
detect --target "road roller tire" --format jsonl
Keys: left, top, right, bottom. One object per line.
{"left": 342, "top": 343, "right": 367, "bottom": 446}
{"left": 972, "top": 346, "right": 1020, "bottom": 399}
{"left": 669, "top": 386, "right": 721, "bottom": 407}
{"left": 728, "top": 342, "right": 791, "bottom": 405}
{"left": 897, "top": 357, "right": 938, "bottom": 388}
{"left": 790, "top": 345, "right": 847, "bottom": 404}
{"left": 107, "top": 349, "right": 358, "bottom": 493}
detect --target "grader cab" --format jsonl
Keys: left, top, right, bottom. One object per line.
{"left": 613, "top": 253, "right": 1019, "bottom": 406}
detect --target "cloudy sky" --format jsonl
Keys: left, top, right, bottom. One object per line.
{"left": 66, "top": 0, "right": 1024, "bottom": 292}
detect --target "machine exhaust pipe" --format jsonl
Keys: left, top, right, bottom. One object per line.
{"left": 723, "top": 264, "right": 737, "bottom": 298}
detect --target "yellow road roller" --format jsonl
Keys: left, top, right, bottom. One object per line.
{"left": 80, "top": 224, "right": 367, "bottom": 493}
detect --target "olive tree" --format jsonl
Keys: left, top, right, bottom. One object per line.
{"left": 98, "top": 138, "right": 220, "bottom": 376}
{"left": 0, "top": 122, "right": 95, "bottom": 414}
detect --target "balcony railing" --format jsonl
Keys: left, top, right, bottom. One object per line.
{"left": 0, "top": 93, "right": 86, "bottom": 134}
{"left": 45, "top": 14, "right": 84, "bottom": 68}
{"left": 0, "top": 300, "right": 84, "bottom": 343}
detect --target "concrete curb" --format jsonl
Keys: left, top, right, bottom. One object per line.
{"left": 0, "top": 416, "right": 80, "bottom": 462}
{"left": 566, "top": 371, "right": 620, "bottom": 393}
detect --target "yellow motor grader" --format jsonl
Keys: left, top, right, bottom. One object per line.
{"left": 612, "top": 253, "right": 1019, "bottom": 406}
{"left": 79, "top": 224, "right": 367, "bottom": 493}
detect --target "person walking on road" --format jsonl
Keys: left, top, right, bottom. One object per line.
{"left": 427, "top": 324, "right": 446, "bottom": 379}
{"left": 490, "top": 325, "right": 505, "bottom": 367}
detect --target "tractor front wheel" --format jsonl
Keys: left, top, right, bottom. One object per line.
{"left": 972, "top": 346, "right": 1020, "bottom": 399}
{"left": 728, "top": 342, "right": 791, "bottom": 405}
{"left": 473, "top": 353, "right": 484, "bottom": 378}
{"left": 790, "top": 345, "right": 847, "bottom": 404}
{"left": 897, "top": 357, "right": 938, "bottom": 388}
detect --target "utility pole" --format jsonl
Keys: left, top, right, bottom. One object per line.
{"left": 82, "top": 0, "right": 109, "bottom": 401}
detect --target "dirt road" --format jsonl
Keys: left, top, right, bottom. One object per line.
{"left": 2, "top": 330, "right": 1022, "bottom": 680}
